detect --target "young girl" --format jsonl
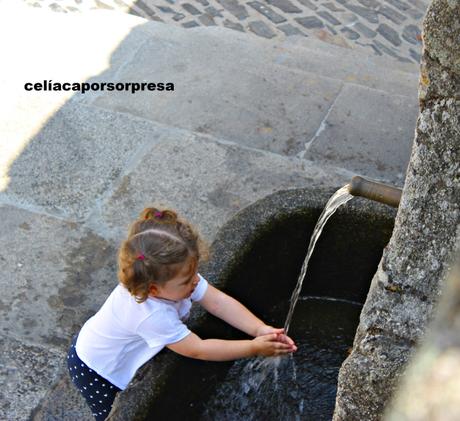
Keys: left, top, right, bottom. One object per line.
{"left": 67, "top": 207, "right": 297, "bottom": 420}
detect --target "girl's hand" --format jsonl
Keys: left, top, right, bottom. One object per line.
{"left": 255, "top": 325, "right": 297, "bottom": 348}
{"left": 252, "top": 333, "right": 298, "bottom": 357}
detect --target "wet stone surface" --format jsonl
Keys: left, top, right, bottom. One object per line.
{"left": 23, "top": 0, "right": 427, "bottom": 63}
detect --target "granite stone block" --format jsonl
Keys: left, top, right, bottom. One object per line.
{"left": 295, "top": 15, "right": 324, "bottom": 28}
{"left": 267, "top": 0, "right": 302, "bottom": 13}
{"left": 377, "top": 23, "right": 402, "bottom": 46}
{"left": 249, "top": 20, "right": 277, "bottom": 38}
{"left": 248, "top": 1, "right": 287, "bottom": 23}
{"left": 297, "top": 0, "right": 318, "bottom": 10}
{"left": 216, "top": 0, "right": 249, "bottom": 19}
{"left": 378, "top": 5, "right": 407, "bottom": 24}
{"left": 318, "top": 10, "right": 341, "bottom": 25}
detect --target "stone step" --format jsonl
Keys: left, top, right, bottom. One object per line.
{"left": 278, "top": 33, "right": 420, "bottom": 74}
{"left": 109, "top": 9, "right": 420, "bottom": 81}
{"left": 1, "top": 4, "right": 417, "bottom": 185}
{"left": 1, "top": 96, "right": 353, "bottom": 223}
{"left": 302, "top": 83, "right": 418, "bottom": 185}
{"left": 67, "top": 12, "right": 417, "bottom": 184}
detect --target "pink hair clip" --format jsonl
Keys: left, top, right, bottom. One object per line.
{"left": 137, "top": 253, "right": 145, "bottom": 261}
{"left": 154, "top": 211, "right": 163, "bottom": 218}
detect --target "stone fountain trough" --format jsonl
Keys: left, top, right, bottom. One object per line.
{"left": 108, "top": 187, "right": 397, "bottom": 421}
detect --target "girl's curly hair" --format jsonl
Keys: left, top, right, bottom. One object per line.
{"left": 117, "top": 207, "right": 209, "bottom": 303}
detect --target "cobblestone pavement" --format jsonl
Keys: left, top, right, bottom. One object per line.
{"left": 24, "top": 0, "right": 426, "bottom": 63}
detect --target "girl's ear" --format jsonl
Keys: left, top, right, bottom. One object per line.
{"left": 149, "top": 283, "right": 160, "bottom": 297}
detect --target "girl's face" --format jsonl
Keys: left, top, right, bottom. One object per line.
{"left": 149, "top": 256, "right": 199, "bottom": 301}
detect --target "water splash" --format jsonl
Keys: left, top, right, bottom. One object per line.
{"left": 203, "top": 353, "right": 302, "bottom": 420}
{"left": 202, "top": 297, "right": 362, "bottom": 420}
{"left": 284, "top": 185, "right": 353, "bottom": 334}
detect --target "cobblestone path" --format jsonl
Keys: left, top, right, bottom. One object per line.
{"left": 24, "top": 0, "right": 427, "bottom": 63}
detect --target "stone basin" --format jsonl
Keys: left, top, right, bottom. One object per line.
{"left": 108, "top": 187, "right": 397, "bottom": 421}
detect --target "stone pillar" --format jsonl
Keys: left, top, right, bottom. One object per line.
{"left": 383, "top": 236, "right": 460, "bottom": 420}
{"left": 333, "top": 0, "right": 460, "bottom": 419}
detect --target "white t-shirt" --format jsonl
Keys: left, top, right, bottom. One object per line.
{"left": 75, "top": 274, "right": 208, "bottom": 390}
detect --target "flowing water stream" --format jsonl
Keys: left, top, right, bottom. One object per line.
{"left": 284, "top": 184, "right": 353, "bottom": 334}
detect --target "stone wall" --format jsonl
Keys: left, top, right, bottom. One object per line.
{"left": 333, "top": 0, "right": 460, "bottom": 419}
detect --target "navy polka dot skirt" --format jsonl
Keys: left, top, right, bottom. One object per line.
{"left": 67, "top": 334, "right": 121, "bottom": 420}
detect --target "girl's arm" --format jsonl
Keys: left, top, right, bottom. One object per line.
{"left": 198, "top": 284, "right": 295, "bottom": 345}
{"left": 166, "top": 331, "right": 295, "bottom": 361}
{"left": 199, "top": 284, "right": 264, "bottom": 337}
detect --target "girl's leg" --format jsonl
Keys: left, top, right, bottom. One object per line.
{"left": 67, "top": 334, "right": 121, "bottom": 421}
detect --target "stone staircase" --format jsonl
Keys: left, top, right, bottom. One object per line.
{"left": 0, "top": 2, "right": 420, "bottom": 420}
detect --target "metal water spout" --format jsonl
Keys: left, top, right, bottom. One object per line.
{"left": 348, "top": 176, "right": 402, "bottom": 208}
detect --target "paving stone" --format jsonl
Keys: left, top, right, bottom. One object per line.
{"left": 372, "top": 39, "right": 404, "bottom": 59}
{"left": 295, "top": 15, "right": 324, "bottom": 29}
{"left": 135, "top": 0, "right": 157, "bottom": 18}
{"left": 198, "top": 13, "right": 216, "bottom": 25}
{"left": 1, "top": 337, "right": 64, "bottom": 421}
{"left": 125, "top": 6, "right": 143, "bottom": 18}
{"left": 278, "top": 23, "right": 306, "bottom": 36}
{"left": 406, "top": 0, "right": 428, "bottom": 11}
{"left": 195, "top": 0, "right": 209, "bottom": 5}
{"left": 384, "top": 0, "right": 411, "bottom": 10}
{"left": 267, "top": 0, "right": 302, "bottom": 13}
{"left": 342, "top": 4, "right": 379, "bottom": 23}
{"left": 49, "top": 2, "right": 67, "bottom": 12}
{"left": 341, "top": 27, "right": 360, "bottom": 39}
{"left": 90, "top": 32, "right": 349, "bottom": 156}
{"left": 317, "top": 10, "right": 341, "bottom": 25}
{"left": 156, "top": 5, "right": 175, "bottom": 13}
{"left": 99, "top": 135, "right": 350, "bottom": 247}
{"left": 173, "top": 13, "right": 186, "bottom": 20}
{"left": 402, "top": 24, "right": 422, "bottom": 44}
{"left": 377, "top": 5, "right": 407, "bottom": 24}
{"left": 182, "top": 3, "right": 201, "bottom": 15}
{"left": 306, "top": 83, "right": 418, "bottom": 184}
{"left": 30, "top": 371, "right": 93, "bottom": 421}
{"left": 150, "top": 15, "right": 164, "bottom": 22}
{"left": 248, "top": 20, "right": 277, "bottom": 38}
{"left": 356, "top": 0, "right": 380, "bottom": 9}
{"left": 297, "top": 0, "right": 318, "bottom": 11}
{"left": 182, "top": 20, "right": 200, "bottom": 27}
{"left": 352, "top": 21, "right": 377, "bottom": 38}
{"left": 409, "top": 47, "right": 421, "bottom": 63}
{"left": 367, "top": 41, "right": 384, "bottom": 55}
{"left": 204, "top": 6, "right": 223, "bottom": 17}
{"left": 338, "top": 12, "right": 360, "bottom": 24}
{"left": 0, "top": 205, "right": 117, "bottom": 350}
{"left": 223, "top": 19, "right": 244, "bottom": 31}
{"left": 325, "top": 24, "right": 338, "bottom": 35}
{"left": 377, "top": 22, "right": 402, "bottom": 46}
{"left": 323, "top": 2, "right": 346, "bottom": 12}
{"left": 248, "top": 1, "right": 287, "bottom": 24}
{"left": 406, "top": 8, "right": 424, "bottom": 18}
{"left": 1, "top": 99, "right": 171, "bottom": 220}
{"left": 216, "top": 0, "right": 249, "bottom": 20}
